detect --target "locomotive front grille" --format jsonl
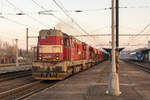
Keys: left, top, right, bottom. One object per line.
{"left": 32, "top": 71, "right": 68, "bottom": 80}
{"left": 54, "top": 66, "right": 62, "bottom": 72}
{"left": 32, "top": 65, "right": 63, "bottom": 72}
{"left": 32, "top": 66, "right": 39, "bottom": 72}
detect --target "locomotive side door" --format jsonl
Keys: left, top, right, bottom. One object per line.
{"left": 63, "top": 36, "right": 69, "bottom": 60}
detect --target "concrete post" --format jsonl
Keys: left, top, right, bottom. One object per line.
{"left": 148, "top": 41, "right": 150, "bottom": 61}
{"left": 15, "top": 39, "right": 19, "bottom": 66}
{"left": 107, "top": 0, "right": 120, "bottom": 96}
{"left": 26, "top": 28, "right": 29, "bottom": 54}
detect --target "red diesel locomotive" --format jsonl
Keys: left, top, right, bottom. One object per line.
{"left": 32, "top": 28, "right": 108, "bottom": 80}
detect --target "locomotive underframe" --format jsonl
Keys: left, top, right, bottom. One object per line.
{"left": 32, "top": 59, "right": 100, "bottom": 80}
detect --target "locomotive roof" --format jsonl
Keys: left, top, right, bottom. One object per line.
{"left": 39, "top": 28, "right": 87, "bottom": 45}
{"left": 39, "top": 29, "right": 63, "bottom": 36}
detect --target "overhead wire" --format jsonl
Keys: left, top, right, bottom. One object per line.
{"left": 1, "top": 5, "right": 150, "bottom": 15}
{"left": 0, "top": 16, "right": 39, "bottom": 31}
{"left": 126, "top": 23, "right": 150, "bottom": 49}
{"left": 128, "top": 23, "right": 150, "bottom": 43}
{"left": 32, "top": 0, "right": 94, "bottom": 44}
{"left": 32, "top": 0, "right": 84, "bottom": 38}
{"left": 2, "top": 0, "right": 150, "bottom": 48}
{"left": 32, "top": 0, "right": 75, "bottom": 30}
{"left": 53, "top": 0, "right": 90, "bottom": 35}
{"left": 0, "top": 16, "right": 38, "bottom": 48}
{"left": 1, "top": 0, "right": 48, "bottom": 48}
{"left": 0, "top": 16, "right": 28, "bottom": 27}
{"left": 53, "top": 0, "right": 99, "bottom": 46}
{"left": 53, "top": 0, "right": 150, "bottom": 48}
{"left": 6, "top": 0, "right": 50, "bottom": 28}
{"left": 2, "top": 0, "right": 150, "bottom": 16}
{"left": 1, "top": 0, "right": 41, "bottom": 49}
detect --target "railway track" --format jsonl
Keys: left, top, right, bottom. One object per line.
{"left": 0, "top": 62, "right": 107, "bottom": 100}
{"left": 123, "top": 60, "right": 150, "bottom": 73}
{"left": 0, "top": 70, "right": 57, "bottom": 100}
{"left": 0, "top": 63, "right": 103, "bottom": 100}
{"left": 0, "top": 70, "right": 32, "bottom": 82}
{"left": 0, "top": 70, "right": 54, "bottom": 100}
{"left": 0, "top": 80, "right": 57, "bottom": 100}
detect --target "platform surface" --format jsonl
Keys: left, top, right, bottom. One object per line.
{"left": 28, "top": 61, "right": 150, "bottom": 100}
{"left": 0, "top": 65, "right": 31, "bottom": 74}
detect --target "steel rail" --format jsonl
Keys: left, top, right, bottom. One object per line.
{"left": 16, "top": 82, "right": 57, "bottom": 100}
{"left": 123, "top": 60, "right": 150, "bottom": 73}
{"left": 0, "top": 79, "right": 57, "bottom": 100}
{"left": 131, "top": 62, "right": 150, "bottom": 73}
{"left": 0, "top": 70, "right": 31, "bottom": 82}
{"left": 0, "top": 81, "right": 41, "bottom": 99}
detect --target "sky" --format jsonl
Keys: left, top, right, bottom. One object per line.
{"left": 0, "top": 0, "right": 150, "bottom": 50}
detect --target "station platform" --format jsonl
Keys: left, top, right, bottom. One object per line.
{"left": 28, "top": 61, "right": 150, "bottom": 100}
{"left": 0, "top": 65, "right": 31, "bottom": 74}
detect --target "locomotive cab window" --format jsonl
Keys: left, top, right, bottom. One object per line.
{"left": 60, "top": 39, "right": 63, "bottom": 45}
{"left": 64, "top": 38, "right": 69, "bottom": 48}
{"left": 77, "top": 44, "right": 79, "bottom": 52}
{"left": 41, "top": 36, "right": 46, "bottom": 39}
{"left": 71, "top": 38, "right": 74, "bottom": 48}
{"left": 82, "top": 45, "right": 86, "bottom": 51}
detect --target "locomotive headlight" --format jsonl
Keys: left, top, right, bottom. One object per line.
{"left": 56, "top": 57, "right": 59, "bottom": 60}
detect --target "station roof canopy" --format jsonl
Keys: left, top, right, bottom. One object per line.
{"left": 131, "top": 48, "right": 150, "bottom": 53}
{"left": 102, "top": 48, "right": 124, "bottom": 55}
